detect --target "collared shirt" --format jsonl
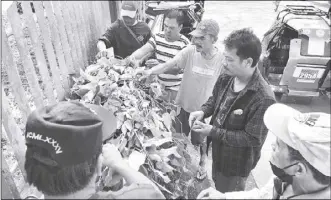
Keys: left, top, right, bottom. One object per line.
{"left": 148, "top": 32, "right": 190, "bottom": 90}
{"left": 172, "top": 45, "right": 224, "bottom": 113}
{"left": 201, "top": 68, "right": 276, "bottom": 177}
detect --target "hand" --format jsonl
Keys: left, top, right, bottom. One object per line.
{"left": 197, "top": 187, "right": 226, "bottom": 199}
{"left": 102, "top": 144, "right": 125, "bottom": 168}
{"left": 191, "top": 121, "right": 212, "bottom": 137}
{"left": 96, "top": 50, "right": 111, "bottom": 60}
{"left": 123, "top": 56, "right": 137, "bottom": 67}
{"left": 145, "top": 59, "right": 159, "bottom": 69}
{"left": 189, "top": 111, "right": 204, "bottom": 127}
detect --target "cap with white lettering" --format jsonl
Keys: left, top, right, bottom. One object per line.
{"left": 25, "top": 101, "right": 117, "bottom": 166}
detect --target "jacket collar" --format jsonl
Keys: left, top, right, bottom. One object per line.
{"left": 243, "top": 67, "right": 263, "bottom": 92}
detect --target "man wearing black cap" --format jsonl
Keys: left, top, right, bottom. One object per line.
{"left": 97, "top": 1, "right": 152, "bottom": 60}
{"left": 24, "top": 101, "right": 165, "bottom": 199}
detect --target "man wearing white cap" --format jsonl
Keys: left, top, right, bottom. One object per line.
{"left": 197, "top": 103, "right": 331, "bottom": 199}
{"left": 97, "top": 1, "right": 151, "bottom": 60}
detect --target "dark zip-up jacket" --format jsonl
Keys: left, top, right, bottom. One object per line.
{"left": 202, "top": 69, "right": 276, "bottom": 177}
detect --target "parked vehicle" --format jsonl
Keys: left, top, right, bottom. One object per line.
{"left": 258, "top": 3, "right": 330, "bottom": 101}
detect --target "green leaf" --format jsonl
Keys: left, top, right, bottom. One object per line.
{"left": 162, "top": 113, "right": 172, "bottom": 131}
{"left": 128, "top": 150, "right": 146, "bottom": 171}
{"left": 157, "top": 147, "right": 182, "bottom": 159}
{"left": 123, "top": 120, "right": 133, "bottom": 132}
{"left": 170, "top": 110, "right": 177, "bottom": 121}
{"left": 170, "top": 158, "right": 182, "bottom": 168}
{"left": 150, "top": 128, "right": 162, "bottom": 138}
{"left": 154, "top": 170, "right": 171, "bottom": 183}
{"left": 148, "top": 153, "right": 162, "bottom": 162}
{"left": 156, "top": 161, "right": 175, "bottom": 173}
{"left": 143, "top": 137, "right": 172, "bottom": 148}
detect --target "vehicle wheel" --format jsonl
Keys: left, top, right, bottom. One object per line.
{"left": 274, "top": 92, "right": 283, "bottom": 102}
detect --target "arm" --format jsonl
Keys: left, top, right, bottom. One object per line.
{"left": 130, "top": 42, "right": 155, "bottom": 61}
{"left": 210, "top": 98, "right": 275, "bottom": 147}
{"left": 201, "top": 75, "right": 223, "bottom": 118}
{"left": 97, "top": 40, "right": 107, "bottom": 51}
{"left": 98, "top": 23, "right": 117, "bottom": 49}
{"left": 112, "top": 162, "right": 154, "bottom": 185}
{"left": 150, "top": 45, "right": 192, "bottom": 75}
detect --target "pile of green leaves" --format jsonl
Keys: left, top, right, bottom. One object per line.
{"left": 68, "top": 57, "right": 203, "bottom": 199}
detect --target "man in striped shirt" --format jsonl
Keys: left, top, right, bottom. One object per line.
{"left": 127, "top": 9, "right": 190, "bottom": 102}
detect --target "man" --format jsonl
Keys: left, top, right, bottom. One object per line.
{"left": 189, "top": 28, "right": 276, "bottom": 192}
{"left": 140, "top": 19, "right": 224, "bottom": 180}
{"left": 24, "top": 101, "right": 165, "bottom": 199}
{"left": 127, "top": 9, "right": 190, "bottom": 102}
{"left": 197, "top": 103, "right": 331, "bottom": 199}
{"left": 97, "top": 1, "right": 151, "bottom": 60}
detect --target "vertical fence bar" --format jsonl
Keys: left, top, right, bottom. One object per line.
{"left": 6, "top": 4, "right": 45, "bottom": 108}
{"left": 72, "top": 1, "right": 88, "bottom": 68}
{"left": 21, "top": 1, "right": 56, "bottom": 104}
{"left": 67, "top": 1, "right": 85, "bottom": 69}
{"left": 51, "top": 1, "right": 76, "bottom": 75}
{"left": 57, "top": 1, "right": 79, "bottom": 73}
{"left": 1, "top": 88, "right": 26, "bottom": 174}
{"left": 42, "top": 0, "right": 70, "bottom": 84}
{"left": 65, "top": 1, "right": 84, "bottom": 70}
{"left": 87, "top": 1, "right": 98, "bottom": 59}
{"left": 80, "top": 1, "right": 93, "bottom": 64}
{"left": 32, "top": 1, "right": 66, "bottom": 100}
{"left": 2, "top": 26, "right": 30, "bottom": 123}
{"left": 1, "top": 153, "right": 21, "bottom": 199}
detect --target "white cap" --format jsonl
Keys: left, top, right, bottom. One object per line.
{"left": 264, "top": 103, "right": 330, "bottom": 176}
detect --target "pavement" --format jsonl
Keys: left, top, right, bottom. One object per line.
{"left": 202, "top": 0, "right": 331, "bottom": 190}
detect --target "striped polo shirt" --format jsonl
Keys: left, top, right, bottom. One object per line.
{"left": 148, "top": 32, "right": 190, "bottom": 90}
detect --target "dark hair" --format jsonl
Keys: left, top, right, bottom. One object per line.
{"left": 287, "top": 144, "right": 330, "bottom": 185}
{"left": 25, "top": 145, "right": 101, "bottom": 196}
{"left": 165, "top": 9, "right": 185, "bottom": 26}
{"left": 223, "top": 28, "right": 262, "bottom": 67}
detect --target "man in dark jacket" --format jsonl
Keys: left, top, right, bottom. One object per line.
{"left": 189, "top": 28, "right": 276, "bottom": 193}
{"left": 97, "top": 1, "right": 152, "bottom": 59}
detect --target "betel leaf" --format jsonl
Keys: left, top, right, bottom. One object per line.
{"left": 154, "top": 169, "right": 171, "bottom": 183}
{"left": 162, "top": 112, "right": 172, "bottom": 131}
{"left": 128, "top": 150, "right": 146, "bottom": 171}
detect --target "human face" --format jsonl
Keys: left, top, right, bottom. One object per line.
{"left": 222, "top": 47, "right": 253, "bottom": 77}
{"left": 270, "top": 137, "right": 293, "bottom": 169}
{"left": 191, "top": 34, "right": 214, "bottom": 53}
{"left": 123, "top": 15, "right": 136, "bottom": 26}
{"left": 164, "top": 18, "right": 182, "bottom": 42}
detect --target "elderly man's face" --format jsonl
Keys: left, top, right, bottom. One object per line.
{"left": 270, "top": 137, "right": 292, "bottom": 168}
{"left": 191, "top": 34, "right": 215, "bottom": 53}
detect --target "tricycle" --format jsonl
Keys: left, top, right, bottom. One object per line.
{"left": 258, "top": 2, "right": 330, "bottom": 101}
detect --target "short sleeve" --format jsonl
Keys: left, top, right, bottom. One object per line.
{"left": 172, "top": 44, "right": 194, "bottom": 70}
{"left": 99, "top": 22, "right": 118, "bottom": 48}
{"left": 148, "top": 34, "right": 157, "bottom": 50}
